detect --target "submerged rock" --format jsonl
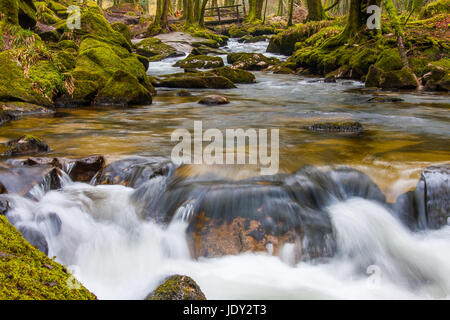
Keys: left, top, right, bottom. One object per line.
{"left": 307, "top": 122, "right": 363, "bottom": 134}
{"left": 208, "top": 66, "right": 256, "bottom": 84}
{"left": 0, "top": 197, "right": 8, "bottom": 215}
{"left": 198, "top": 95, "right": 229, "bottom": 106}
{"left": 176, "top": 89, "right": 192, "bottom": 97}
{"left": 17, "top": 225, "right": 48, "bottom": 255}
{"left": 157, "top": 74, "right": 236, "bottom": 89}
{"left": 146, "top": 275, "right": 206, "bottom": 300}
{"left": 3, "top": 135, "right": 50, "bottom": 157}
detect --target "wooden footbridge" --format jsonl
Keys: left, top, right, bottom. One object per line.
{"left": 204, "top": 4, "right": 244, "bottom": 26}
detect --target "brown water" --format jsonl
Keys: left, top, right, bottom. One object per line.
{"left": 1, "top": 40, "right": 449, "bottom": 202}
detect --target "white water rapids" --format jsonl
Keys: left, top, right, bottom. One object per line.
{"left": 5, "top": 175, "right": 450, "bottom": 300}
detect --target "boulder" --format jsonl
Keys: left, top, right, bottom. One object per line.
{"left": 238, "top": 35, "right": 267, "bottom": 43}
{"left": 227, "top": 52, "right": 279, "bottom": 71}
{"left": 365, "top": 65, "right": 418, "bottom": 90}
{"left": 394, "top": 164, "right": 449, "bottom": 230}
{"left": 94, "top": 70, "right": 153, "bottom": 107}
{"left": 2, "top": 135, "right": 50, "bottom": 157}
{"left": 0, "top": 197, "right": 8, "bottom": 215}
{"left": 146, "top": 275, "right": 206, "bottom": 300}
{"left": 190, "top": 45, "right": 226, "bottom": 56}
{"left": 209, "top": 66, "right": 256, "bottom": 83}
{"left": 135, "top": 37, "right": 182, "bottom": 61}
{"left": 174, "top": 55, "right": 224, "bottom": 69}
{"left": 198, "top": 95, "right": 229, "bottom": 106}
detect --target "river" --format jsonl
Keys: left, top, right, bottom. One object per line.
{"left": 1, "top": 38, "right": 450, "bottom": 299}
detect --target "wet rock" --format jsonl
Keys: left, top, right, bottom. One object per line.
{"left": 324, "top": 75, "right": 336, "bottom": 83}
{"left": 37, "top": 212, "right": 62, "bottom": 236}
{"left": 0, "top": 182, "right": 6, "bottom": 194}
{"left": 198, "top": 95, "right": 229, "bottom": 106}
{"left": 238, "top": 35, "right": 267, "bottom": 43}
{"left": 176, "top": 89, "right": 192, "bottom": 97}
{"left": 227, "top": 52, "right": 280, "bottom": 71}
{"left": 97, "top": 156, "right": 175, "bottom": 188}
{"left": 0, "top": 101, "right": 54, "bottom": 119}
{"left": 0, "top": 197, "right": 9, "bottom": 215}
{"left": 3, "top": 135, "right": 50, "bottom": 157}
{"left": 367, "top": 96, "right": 404, "bottom": 103}
{"left": 265, "top": 64, "right": 294, "bottom": 74}
{"left": 22, "top": 156, "right": 105, "bottom": 183}
{"left": 307, "top": 121, "right": 363, "bottom": 134}
{"left": 174, "top": 55, "right": 224, "bottom": 69}
{"left": 157, "top": 74, "right": 236, "bottom": 89}
{"left": 146, "top": 275, "right": 206, "bottom": 300}
{"left": 17, "top": 226, "right": 48, "bottom": 255}
{"left": 0, "top": 163, "right": 61, "bottom": 196}
{"left": 191, "top": 40, "right": 219, "bottom": 49}
{"left": 394, "top": 164, "right": 449, "bottom": 230}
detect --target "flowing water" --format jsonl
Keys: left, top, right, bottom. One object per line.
{"left": 1, "top": 39, "right": 450, "bottom": 299}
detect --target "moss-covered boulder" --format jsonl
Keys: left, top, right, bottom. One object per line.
{"left": 209, "top": 66, "right": 256, "bottom": 83}
{"left": 0, "top": 50, "right": 54, "bottom": 107}
{"left": 366, "top": 65, "right": 419, "bottom": 90}
{"left": 135, "top": 37, "right": 181, "bottom": 61}
{"left": 190, "top": 45, "right": 226, "bottom": 56}
{"left": 422, "top": 59, "right": 450, "bottom": 92}
{"left": 227, "top": 52, "right": 279, "bottom": 71}
{"left": 174, "top": 54, "right": 224, "bottom": 69}
{"left": 111, "top": 21, "right": 131, "bottom": 46}
{"left": 94, "top": 70, "right": 152, "bottom": 106}
{"left": 191, "top": 39, "right": 220, "bottom": 49}
{"left": 146, "top": 275, "right": 206, "bottom": 300}
{"left": 238, "top": 35, "right": 267, "bottom": 44}
{"left": 267, "top": 21, "right": 335, "bottom": 55}
{"left": 0, "top": 215, "right": 96, "bottom": 299}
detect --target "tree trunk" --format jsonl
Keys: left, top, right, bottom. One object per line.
{"left": 161, "top": 0, "right": 170, "bottom": 30}
{"left": 277, "top": 0, "right": 284, "bottom": 16}
{"left": 306, "top": 0, "right": 326, "bottom": 21}
{"left": 198, "top": 0, "right": 209, "bottom": 26}
{"left": 287, "top": 0, "right": 294, "bottom": 26}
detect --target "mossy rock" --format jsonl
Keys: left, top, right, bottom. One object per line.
{"left": 229, "top": 25, "right": 247, "bottom": 38}
{"left": 227, "top": 52, "right": 279, "bottom": 71}
{"left": 187, "top": 27, "right": 229, "bottom": 46}
{"left": 191, "top": 45, "right": 226, "bottom": 56}
{"left": 191, "top": 39, "right": 219, "bottom": 49}
{"left": 209, "top": 66, "right": 256, "bottom": 83}
{"left": 366, "top": 65, "right": 418, "bottom": 90}
{"left": 349, "top": 48, "right": 377, "bottom": 79}
{"left": 0, "top": 50, "right": 52, "bottom": 107}
{"left": 57, "top": 39, "right": 79, "bottom": 51}
{"left": 0, "top": 215, "right": 96, "bottom": 299}
{"left": 111, "top": 22, "right": 131, "bottom": 47}
{"left": 174, "top": 54, "right": 224, "bottom": 69}
{"left": 375, "top": 48, "right": 403, "bottom": 72}
{"left": 4, "top": 134, "right": 50, "bottom": 157}
{"left": 135, "top": 37, "right": 180, "bottom": 60}
{"left": 238, "top": 35, "right": 267, "bottom": 44}
{"left": 146, "top": 275, "right": 206, "bottom": 300}
{"left": 267, "top": 21, "right": 335, "bottom": 55}
{"left": 94, "top": 70, "right": 152, "bottom": 107}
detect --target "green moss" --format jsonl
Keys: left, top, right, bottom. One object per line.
{"left": 135, "top": 37, "right": 178, "bottom": 60}
{"left": 158, "top": 74, "right": 236, "bottom": 89}
{"left": 94, "top": 70, "right": 152, "bottom": 106}
{"left": 419, "top": 0, "right": 450, "bottom": 19}
{"left": 375, "top": 48, "right": 403, "bottom": 72}
{"left": 57, "top": 39, "right": 79, "bottom": 51}
{"left": 111, "top": 22, "right": 131, "bottom": 47}
{"left": 349, "top": 48, "right": 377, "bottom": 78}
{"left": 267, "top": 21, "right": 336, "bottom": 55}
{"left": 28, "top": 60, "right": 65, "bottom": 100}
{"left": 209, "top": 66, "right": 256, "bottom": 83}
{"left": 186, "top": 27, "right": 228, "bottom": 46}
{"left": 0, "top": 0, "right": 19, "bottom": 25}
{"left": 0, "top": 215, "right": 96, "bottom": 300}
{"left": 229, "top": 25, "right": 247, "bottom": 38}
